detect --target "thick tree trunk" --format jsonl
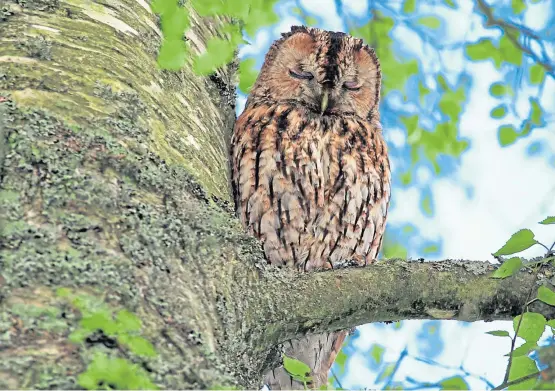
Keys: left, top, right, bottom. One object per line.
{"left": 0, "top": 0, "right": 242, "bottom": 388}
{"left": 1, "top": 0, "right": 554, "bottom": 389}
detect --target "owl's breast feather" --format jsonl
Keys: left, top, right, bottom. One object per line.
{"left": 231, "top": 103, "right": 390, "bottom": 269}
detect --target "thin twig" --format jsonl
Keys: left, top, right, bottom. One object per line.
{"left": 330, "top": 368, "right": 344, "bottom": 390}
{"left": 492, "top": 370, "right": 542, "bottom": 390}
{"left": 474, "top": 0, "right": 554, "bottom": 77}
{"left": 383, "top": 348, "right": 408, "bottom": 389}
{"left": 538, "top": 242, "right": 552, "bottom": 253}
{"left": 412, "top": 356, "right": 495, "bottom": 389}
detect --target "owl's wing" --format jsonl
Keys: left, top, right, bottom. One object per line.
{"left": 366, "top": 175, "right": 391, "bottom": 260}
{"left": 231, "top": 104, "right": 307, "bottom": 266}
{"left": 355, "top": 143, "right": 391, "bottom": 264}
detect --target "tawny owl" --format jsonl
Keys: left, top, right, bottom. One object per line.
{"left": 231, "top": 26, "right": 391, "bottom": 272}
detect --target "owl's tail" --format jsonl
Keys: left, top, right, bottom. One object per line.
{"left": 262, "top": 329, "right": 349, "bottom": 390}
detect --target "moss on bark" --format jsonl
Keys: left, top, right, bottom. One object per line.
{"left": 0, "top": 0, "right": 252, "bottom": 387}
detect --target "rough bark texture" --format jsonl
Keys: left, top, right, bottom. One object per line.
{"left": 0, "top": 0, "right": 243, "bottom": 388}
{"left": 1, "top": 0, "right": 554, "bottom": 389}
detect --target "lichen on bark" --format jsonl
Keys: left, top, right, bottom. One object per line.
{"left": 0, "top": 0, "right": 251, "bottom": 387}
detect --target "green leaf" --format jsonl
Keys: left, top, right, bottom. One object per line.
{"left": 421, "top": 193, "right": 433, "bottom": 217}
{"left": 120, "top": 335, "right": 157, "bottom": 357}
{"left": 283, "top": 355, "right": 312, "bottom": 382}
{"left": 499, "top": 35, "right": 523, "bottom": 66}
{"left": 547, "top": 320, "right": 555, "bottom": 330}
{"left": 77, "top": 372, "right": 99, "bottom": 390}
{"left": 116, "top": 310, "right": 142, "bottom": 332}
{"left": 383, "top": 240, "right": 408, "bottom": 259}
{"left": 160, "top": 6, "right": 189, "bottom": 39}
{"left": 370, "top": 344, "right": 385, "bottom": 365}
{"left": 443, "top": 0, "right": 456, "bottom": 8}
{"left": 506, "top": 341, "right": 537, "bottom": 357}
{"left": 465, "top": 39, "right": 497, "bottom": 61}
{"left": 418, "top": 81, "right": 430, "bottom": 103}
{"left": 238, "top": 58, "right": 258, "bottom": 94}
{"left": 507, "top": 356, "right": 539, "bottom": 390}
{"left": 521, "top": 120, "right": 533, "bottom": 137}
{"left": 304, "top": 16, "right": 318, "bottom": 26}
{"left": 350, "top": 14, "right": 417, "bottom": 95}
{"left": 438, "top": 84, "right": 466, "bottom": 120}
{"left": 400, "top": 171, "right": 412, "bottom": 185}
{"left": 511, "top": 0, "right": 526, "bottom": 14}
{"left": 78, "top": 352, "right": 158, "bottom": 390}
{"left": 193, "top": 37, "right": 236, "bottom": 75}
{"left": 537, "top": 286, "right": 555, "bottom": 306}
{"left": 150, "top": 0, "right": 176, "bottom": 15}
{"left": 403, "top": 0, "right": 416, "bottom": 14}
{"left": 498, "top": 125, "right": 519, "bottom": 146}
{"left": 439, "top": 376, "right": 469, "bottom": 390}
{"left": 490, "top": 104, "right": 507, "bottom": 119}
{"left": 491, "top": 257, "right": 522, "bottom": 279}
{"left": 69, "top": 328, "right": 91, "bottom": 343}
{"left": 219, "top": 23, "right": 246, "bottom": 46}
{"left": 540, "top": 216, "right": 555, "bottom": 225}
{"left": 158, "top": 38, "right": 188, "bottom": 70}
{"left": 529, "top": 98, "right": 543, "bottom": 125}
{"left": 436, "top": 74, "right": 449, "bottom": 90}
{"left": 529, "top": 64, "right": 546, "bottom": 85}
{"left": 242, "top": 0, "right": 280, "bottom": 37}
{"left": 334, "top": 349, "right": 348, "bottom": 375}
{"left": 417, "top": 16, "right": 441, "bottom": 29}
{"left": 493, "top": 229, "right": 537, "bottom": 256}
{"left": 377, "top": 363, "right": 396, "bottom": 383}
{"left": 466, "top": 35, "right": 521, "bottom": 68}
{"left": 490, "top": 82, "right": 509, "bottom": 97}
{"left": 486, "top": 330, "right": 511, "bottom": 337}
{"left": 513, "top": 312, "right": 546, "bottom": 343}
{"left": 189, "top": 0, "right": 225, "bottom": 16}
{"left": 81, "top": 310, "right": 118, "bottom": 335}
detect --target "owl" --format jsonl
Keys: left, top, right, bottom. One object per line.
{"left": 231, "top": 25, "right": 391, "bottom": 272}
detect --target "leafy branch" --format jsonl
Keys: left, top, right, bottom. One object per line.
{"left": 474, "top": 0, "right": 554, "bottom": 77}
{"left": 489, "top": 216, "right": 555, "bottom": 390}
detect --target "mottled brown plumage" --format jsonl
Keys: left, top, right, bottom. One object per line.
{"left": 230, "top": 25, "right": 391, "bottom": 389}
{"left": 231, "top": 26, "right": 391, "bottom": 271}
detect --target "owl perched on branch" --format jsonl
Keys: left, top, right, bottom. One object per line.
{"left": 231, "top": 26, "right": 391, "bottom": 272}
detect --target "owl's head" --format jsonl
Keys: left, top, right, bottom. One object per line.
{"left": 247, "top": 26, "right": 381, "bottom": 120}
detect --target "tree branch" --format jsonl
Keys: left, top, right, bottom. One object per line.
{"left": 220, "top": 257, "right": 555, "bottom": 386}
{"left": 493, "top": 370, "right": 542, "bottom": 390}
{"left": 475, "top": 0, "right": 555, "bottom": 77}
{"left": 235, "top": 258, "right": 554, "bottom": 344}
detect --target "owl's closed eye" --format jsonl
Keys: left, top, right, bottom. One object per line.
{"left": 247, "top": 25, "right": 381, "bottom": 119}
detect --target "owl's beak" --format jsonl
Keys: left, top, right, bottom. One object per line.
{"left": 320, "top": 89, "right": 329, "bottom": 113}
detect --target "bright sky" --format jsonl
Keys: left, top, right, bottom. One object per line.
{"left": 236, "top": 0, "right": 555, "bottom": 388}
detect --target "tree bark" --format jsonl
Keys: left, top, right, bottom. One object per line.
{"left": 0, "top": 0, "right": 553, "bottom": 389}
